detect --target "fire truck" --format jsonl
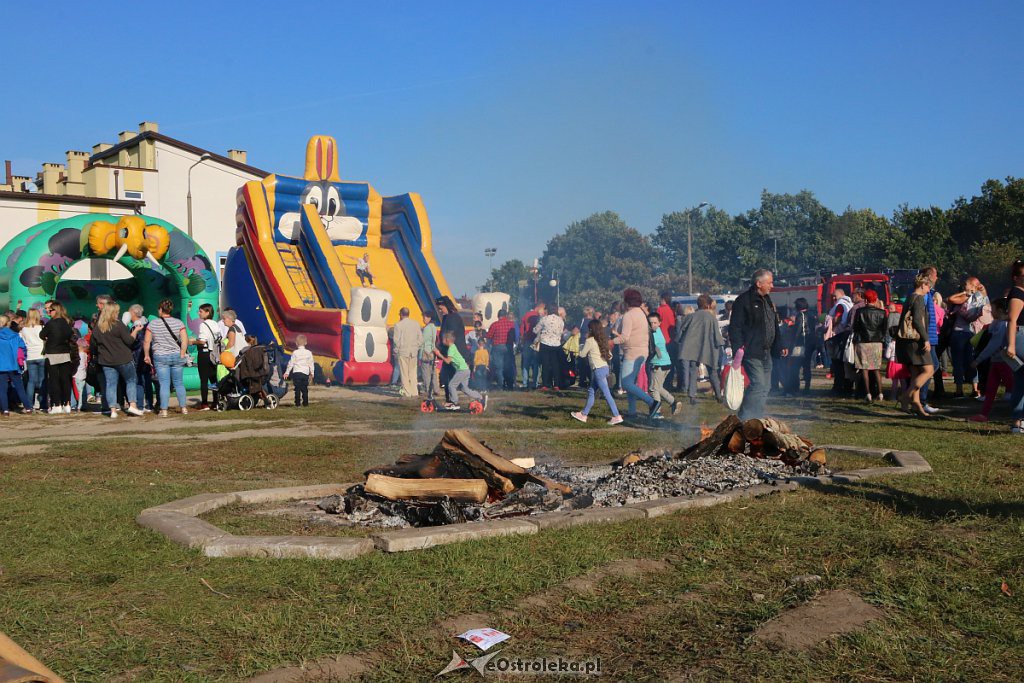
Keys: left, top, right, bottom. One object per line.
{"left": 771, "top": 272, "right": 892, "bottom": 315}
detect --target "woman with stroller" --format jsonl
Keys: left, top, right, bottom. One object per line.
{"left": 236, "top": 334, "right": 271, "bottom": 408}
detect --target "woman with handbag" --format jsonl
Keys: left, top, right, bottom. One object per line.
{"left": 194, "top": 303, "right": 222, "bottom": 411}
{"left": 1004, "top": 259, "right": 1024, "bottom": 434}
{"left": 852, "top": 289, "right": 887, "bottom": 402}
{"left": 895, "top": 274, "right": 934, "bottom": 417}
{"left": 143, "top": 299, "right": 190, "bottom": 417}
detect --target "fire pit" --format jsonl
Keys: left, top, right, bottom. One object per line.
{"left": 314, "top": 419, "right": 828, "bottom": 530}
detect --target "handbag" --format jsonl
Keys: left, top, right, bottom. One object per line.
{"left": 896, "top": 298, "right": 921, "bottom": 342}
{"left": 843, "top": 335, "right": 856, "bottom": 364}
{"left": 202, "top": 321, "right": 223, "bottom": 364}
{"left": 723, "top": 347, "right": 747, "bottom": 411}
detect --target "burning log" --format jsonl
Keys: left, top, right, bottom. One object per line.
{"left": 435, "top": 430, "right": 572, "bottom": 495}
{"left": 741, "top": 418, "right": 792, "bottom": 443}
{"left": 679, "top": 415, "right": 742, "bottom": 460}
{"left": 678, "top": 416, "right": 825, "bottom": 467}
{"left": 364, "top": 473, "right": 489, "bottom": 504}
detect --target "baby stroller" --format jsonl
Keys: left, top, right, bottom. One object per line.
{"left": 217, "top": 344, "right": 280, "bottom": 411}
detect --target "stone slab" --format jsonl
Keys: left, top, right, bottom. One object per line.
{"left": 818, "top": 445, "right": 892, "bottom": 459}
{"left": 889, "top": 450, "right": 933, "bottom": 472}
{"left": 151, "top": 492, "right": 240, "bottom": 516}
{"left": 372, "top": 518, "right": 537, "bottom": 552}
{"left": 233, "top": 483, "right": 352, "bottom": 506}
{"left": 204, "top": 535, "right": 375, "bottom": 560}
{"left": 626, "top": 493, "right": 723, "bottom": 518}
{"left": 136, "top": 510, "right": 228, "bottom": 549}
{"left": 527, "top": 506, "right": 645, "bottom": 530}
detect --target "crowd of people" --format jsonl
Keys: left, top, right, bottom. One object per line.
{"left": 4, "top": 259, "right": 1023, "bottom": 433}
{"left": 389, "top": 290, "right": 734, "bottom": 422}
{"left": 385, "top": 260, "right": 1024, "bottom": 434}
{"left": 0, "top": 295, "right": 291, "bottom": 418}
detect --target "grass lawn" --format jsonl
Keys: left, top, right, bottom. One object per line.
{"left": 1, "top": 381, "right": 1021, "bottom": 681}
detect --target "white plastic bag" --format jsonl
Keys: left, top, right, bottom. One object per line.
{"left": 723, "top": 347, "right": 745, "bottom": 411}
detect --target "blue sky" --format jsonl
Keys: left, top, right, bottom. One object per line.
{"left": 2, "top": 1, "right": 1022, "bottom": 294}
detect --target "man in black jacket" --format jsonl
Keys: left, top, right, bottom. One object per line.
{"left": 730, "top": 269, "right": 779, "bottom": 420}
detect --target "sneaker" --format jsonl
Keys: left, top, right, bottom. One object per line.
{"left": 967, "top": 414, "right": 989, "bottom": 423}
{"left": 63, "top": 405, "right": 72, "bottom": 414}
{"left": 689, "top": 396, "right": 697, "bottom": 406}
{"left": 923, "top": 405, "right": 940, "bottom": 415}
{"left": 648, "top": 400, "right": 662, "bottom": 419}
{"left": 22, "top": 409, "right": 33, "bottom": 415}
{"left": 126, "top": 406, "right": 144, "bottom": 417}
{"left": 615, "top": 389, "right": 626, "bottom": 397}
{"left": 142, "top": 408, "right": 152, "bottom": 414}
{"left": 482, "top": 393, "right": 489, "bottom": 411}
{"left": 570, "top": 411, "right": 588, "bottom": 423}
{"left": 180, "top": 407, "right": 189, "bottom": 415}
{"left": 974, "top": 395, "right": 985, "bottom": 402}
{"left": 109, "top": 410, "right": 118, "bottom": 419}
{"left": 671, "top": 401, "right": 682, "bottom": 415}
{"left": 445, "top": 403, "right": 461, "bottom": 411}
{"left": 159, "top": 409, "right": 168, "bottom": 417}
{"left": 607, "top": 415, "right": 624, "bottom": 425}
{"left": 197, "top": 403, "right": 211, "bottom": 411}
{"left": 48, "top": 406, "right": 61, "bottom": 415}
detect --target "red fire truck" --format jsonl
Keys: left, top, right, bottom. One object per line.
{"left": 771, "top": 272, "right": 892, "bottom": 315}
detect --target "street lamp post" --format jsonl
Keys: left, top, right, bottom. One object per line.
{"left": 688, "top": 201, "right": 709, "bottom": 295}
{"left": 186, "top": 152, "right": 214, "bottom": 239}
{"left": 484, "top": 247, "right": 497, "bottom": 276}
{"left": 529, "top": 259, "right": 540, "bottom": 306}
{"left": 767, "top": 230, "right": 782, "bottom": 274}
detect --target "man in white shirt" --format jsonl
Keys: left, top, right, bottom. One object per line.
{"left": 392, "top": 307, "right": 423, "bottom": 398}
{"left": 356, "top": 253, "right": 374, "bottom": 287}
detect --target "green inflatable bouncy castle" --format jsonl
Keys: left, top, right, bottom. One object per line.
{"left": 0, "top": 213, "right": 219, "bottom": 389}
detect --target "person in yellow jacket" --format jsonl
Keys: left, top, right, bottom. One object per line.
{"left": 561, "top": 326, "right": 581, "bottom": 388}
{"left": 472, "top": 339, "right": 491, "bottom": 391}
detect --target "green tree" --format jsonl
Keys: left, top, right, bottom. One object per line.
{"left": 965, "top": 240, "right": 1021, "bottom": 295}
{"left": 654, "top": 205, "right": 751, "bottom": 289}
{"left": 483, "top": 258, "right": 530, "bottom": 315}
{"left": 539, "top": 211, "right": 659, "bottom": 294}
{"left": 890, "top": 205, "right": 962, "bottom": 288}
{"left": 738, "top": 190, "right": 838, "bottom": 276}
{"left": 947, "top": 177, "right": 1024, "bottom": 251}
{"left": 831, "top": 207, "right": 909, "bottom": 271}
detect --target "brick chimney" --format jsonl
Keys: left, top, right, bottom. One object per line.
{"left": 227, "top": 149, "right": 247, "bottom": 164}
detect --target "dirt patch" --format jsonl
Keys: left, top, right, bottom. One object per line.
{"left": 244, "top": 654, "right": 367, "bottom": 682}
{"left": 563, "top": 558, "right": 671, "bottom": 593}
{"left": 754, "top": 589, "right": 883, "bottom": 651}
{"left": 2, "top": 444, "right": 50, "bottom": 456}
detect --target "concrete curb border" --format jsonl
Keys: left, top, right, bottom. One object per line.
{"left": 136, "top": 447, "right": 930, "bottom": 558}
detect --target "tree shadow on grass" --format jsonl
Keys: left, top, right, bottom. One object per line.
{"left": 810, "top": 479, "right": 1024, "bottom": 520}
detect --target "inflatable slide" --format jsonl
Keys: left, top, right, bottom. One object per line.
{"left": 223, "top": 135, "right": 456, "bottom": 384}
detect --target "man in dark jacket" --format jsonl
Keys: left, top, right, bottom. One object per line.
{"left": 729, "top": 269, "right": 779, "bottom": 420}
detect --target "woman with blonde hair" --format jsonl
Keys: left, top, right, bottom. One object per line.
{"left": 894, "top": 274, "right": 934, "bottom": 417}
{"left": 19, "top": 308, "right": 47, "bottom": 411}
{"left": 90, "top": 302, "right": 144, "bottom": 418}
{"left": 39, "top": 301, "right": 76, "bottom": 413}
